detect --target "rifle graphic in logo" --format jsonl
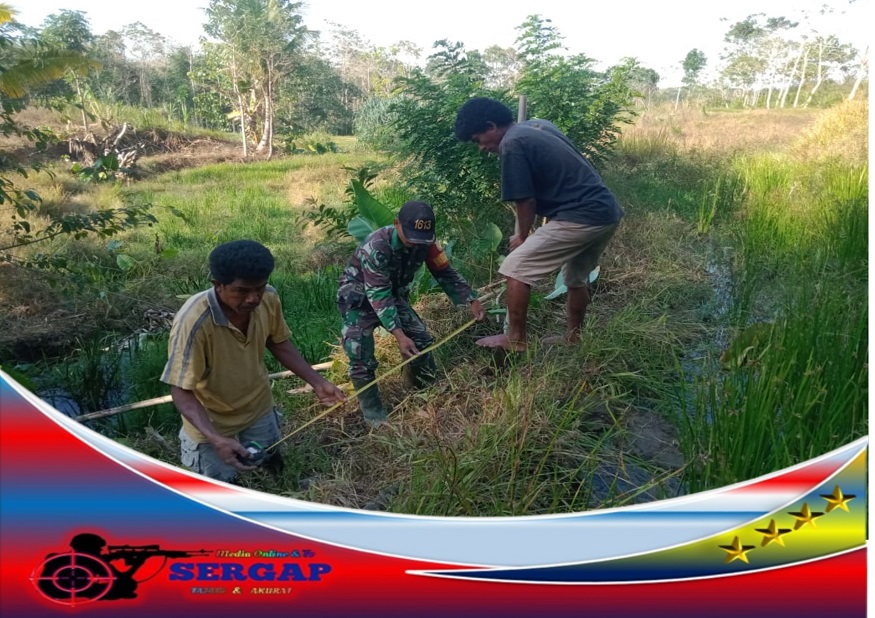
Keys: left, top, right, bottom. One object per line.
{"left": 31, "top": 533, "right": 210, "bottom": 605}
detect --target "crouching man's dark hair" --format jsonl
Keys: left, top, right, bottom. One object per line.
{"left": 209, "top": 240, "right": 275, "bottom": 284}
{"left": 454, "top": 97, "right": 514, "bottom": 141}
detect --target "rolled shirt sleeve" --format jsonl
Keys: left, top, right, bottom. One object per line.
{"left": 426, "top": 243, "right": 477, "bottom": 305}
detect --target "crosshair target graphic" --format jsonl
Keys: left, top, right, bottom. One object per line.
{"left": 31, "top": 552, "right": 116, "bottom": 606}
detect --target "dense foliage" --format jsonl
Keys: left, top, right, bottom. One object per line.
{"left": 0, "top": 4, "right": 864, "bottom": 148}
{"left": 389, "top": 17, "right": 639, "bottom": 247}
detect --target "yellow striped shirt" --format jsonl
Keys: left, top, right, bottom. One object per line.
{"left": 161, "top": 286, "right": 291, "bottom": 442}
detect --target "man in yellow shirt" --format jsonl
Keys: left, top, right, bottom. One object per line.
{"left": 161, "top": 240, "right": 345, "bottom": 483}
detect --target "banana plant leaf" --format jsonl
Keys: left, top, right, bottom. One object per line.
{"left": 347, "top": 216, "right": 378, "bottom": 244}
{"left": 472, "top": 222, "right": 503, "bottom": 255}
{"left": 351, "top": 180, "right": 395, "bottom": 228}
{"left": 346, "top": 180, "right": 397, "bottom": 244}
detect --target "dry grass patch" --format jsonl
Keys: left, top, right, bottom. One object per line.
{"left": 284, "top": 162, "right": 353, "bottom": 210}
{"left": 790, "top": 99, "right": 868, "bottom": 163}
{"left": 626, "top": 106, "right": 820, "bottom": 154}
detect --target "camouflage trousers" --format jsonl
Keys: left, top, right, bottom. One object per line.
{"left": 338, "top": 297, "right": 434, "bottom": 382}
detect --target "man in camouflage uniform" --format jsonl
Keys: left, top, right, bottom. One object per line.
{"left": 337, "top": 201, "right": 485, "bottom": 425}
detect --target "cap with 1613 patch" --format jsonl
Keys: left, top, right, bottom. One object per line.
{"left": 397, "top": 201, "right": 436, "bottom": 244}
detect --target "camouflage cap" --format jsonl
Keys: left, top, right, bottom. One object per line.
{"left": 397, "top": 201, "right": 435, "bottom": 245}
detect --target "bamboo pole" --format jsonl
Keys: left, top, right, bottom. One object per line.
{"left": 76, "top": 362, "right": 333, "bottom": 422}
{"left": 75, "top": 287, "right": 500, "bottom": 424}
{"left": 514, "top": 94, "right": 527, "bottom": 239}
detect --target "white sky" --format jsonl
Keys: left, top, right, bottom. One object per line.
{"left": 11, "top": 0, "right": 872, "bottom": 86}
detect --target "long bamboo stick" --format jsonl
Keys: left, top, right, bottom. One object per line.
{"left": 75, "top": 286, "right": 501, "bottom": 424}
{"left": 76, "top": 362, "right": 333, "bottom": 422}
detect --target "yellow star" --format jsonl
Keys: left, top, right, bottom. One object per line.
{"left": 755, "top": 519, "right": 792, "bottom": 547}
{"left": 719, "top": 536, "right": 756, "bottom": 563}
{"left": 788, "top": 503, "right": 825, "bottom": 530}
{"left": 820, "top": 485, "right": 856, "bottom": 513}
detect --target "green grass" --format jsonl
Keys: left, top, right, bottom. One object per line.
{"left": 120, "top": 152, "right": 383, "bottom": 273}
{"left": 270, "top": 268, "right": 343, "bottom": 364}
{"left": 675, "top": 150, "right": 868, "bottom": 490}
{"left": 604, "top": 136, "right": 727, "bottom": 222}
{"left": 118, "top": 333, "right": 180, "bottom": 434}
{"left": 679, "top": 281, "right": 867, "bottom": 492}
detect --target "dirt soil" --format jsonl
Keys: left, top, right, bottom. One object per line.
{"left": 0, "top": 263, "right": 97, "bottom": 361}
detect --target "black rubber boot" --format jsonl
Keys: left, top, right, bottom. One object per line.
{"left": 262, "top": 450, "right": 285, "bottom": 478}
{"left": 352, "top": 379, "right": 387, "bottom": 426}
{"left": 401, "top": 353, "right": 438, "bottom": 389}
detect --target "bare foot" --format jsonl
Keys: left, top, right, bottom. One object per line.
{"left": 475, "top": 334, "right": 526, "bottom": 352}
{"left": 543, "top": 334, "right": 579, "bottom": 346}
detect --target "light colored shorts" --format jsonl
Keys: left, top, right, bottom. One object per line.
{"left": 499, "top": 219, "right": 619, "bottom": 288}
{"left": 179, "top": 407, "right": 282, "bottom": 482}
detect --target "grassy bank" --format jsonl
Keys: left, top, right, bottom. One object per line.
{"left": 679, "top": 137, "right": 868, "bottom": 490}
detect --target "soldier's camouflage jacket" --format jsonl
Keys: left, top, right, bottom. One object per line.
{"left": 337, "top": 226, "right": 477, "bottom": 332}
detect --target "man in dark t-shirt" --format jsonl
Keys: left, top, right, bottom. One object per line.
{"left": 454, "top": 97, "right": 624, "bottom": 351}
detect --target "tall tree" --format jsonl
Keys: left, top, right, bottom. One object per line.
{"left": 324, "top": 23, "right": 369, "bottom": 110}
{"left": 162, "top": 45, "right": 199, "bottom": 123}
{"left": 282, "top": 50, "right": 356, "bottom": 134}
{"left": 757, "top": 17, "right": 797, "bottom": 109}
{"left": 89, "top": 29, "right": 134, "bottom": 105}
{"left": 720, "top": 15, "right": 769, "bottom": 106}
{"left": 682, "top": 48, "right": 707, "bottom": 87}
{"left": 677, "top": 48, "right": 706, "bottom": 109}
{"left": 627, "top": 65, "right": 660, "bottom": 109}
{"left": 482, "top": 45, "right": 521, "bottom": 90}
{"left": 800, "top": 34, "right": 855, "bottom": 107}
{"left": 122, "top": 22, "right": 165, "bottom": 108}
{"left": 717, "top": 12, "right": 856, "bottom": 109}
{"left": 324, "top": 23, "right": 421, "bottom": 104}
{"left": 189, "top": 40, "right": 236, "bottom": 131}
{"left": 204, "top": 0, "right": 312, "bottom": 158}
{"left": 38, "top": 10, "right": 95, "bottom": 130}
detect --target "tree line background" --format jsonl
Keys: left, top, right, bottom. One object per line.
{"left": 3, "top": 0, "right": 867, "bottom": 150}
